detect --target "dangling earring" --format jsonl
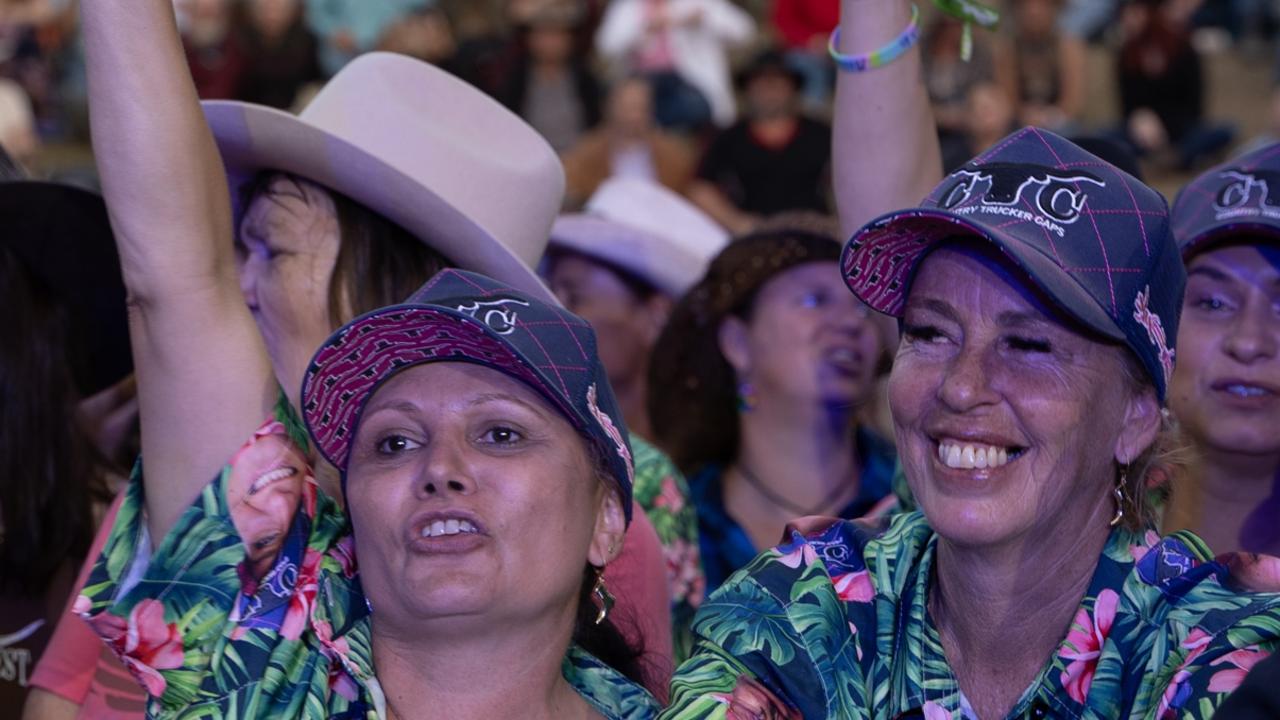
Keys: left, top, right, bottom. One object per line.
{"left": 1110, "top": 465, "right": 1129, "bottom": 528}
{"left": 736, "top": 380, "right": 758, "bottom": 412}
{"left": 592, "top": 570, "right": 615, "bottom": 625}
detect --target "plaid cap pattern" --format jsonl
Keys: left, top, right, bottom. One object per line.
{"left": 301, "top": 269, "right": 634, "bottom": 521}
{"left": 1172, "top": 142, "right": 1280, "bottom": 257}
{"left": 841, "top": 127, "right": 1186, "bottom": 400}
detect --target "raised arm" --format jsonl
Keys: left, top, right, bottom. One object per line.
{"left": 82, "top": 0, "right": 276, "bottom": 540}
{"left": 832, "top": 0, "right": 943, "bottom": 238}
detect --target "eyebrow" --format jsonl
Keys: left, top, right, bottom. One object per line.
{"left": 1187, "top": 266, "right": 1233, "bottom": 282}
{"left": 907, "top": 297, "right": 960, "bottom": 322}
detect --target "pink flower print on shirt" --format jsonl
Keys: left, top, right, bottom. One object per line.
{"left": 922, "top": 701, "right": 951, "bottom": 720}
{"left": 776, "top": 541, "right": 817, "bottom": 569}
{"left": 1156, "top": 627, "right": 1215, "bottom": 718}
{"left": 1129, "top": 530, "right": 1161, "bottom": 564}
{"left": 653, "top": 475, "right": 686, "bottom": 514}
{"left": 831, "top": 570, "right": 875, "bottom": 603}
{"left": 87, "top": 599, "right": 185, "bottom": 697}
{"left": 710, "top": 675, "right": 801, "bottom": 719}
{"left": 280, "top": 547, "right": 323, "bottom": 641}
{"left": 1207, "top": 647, "right": 1270, "bottom": 694}
{"left": 1059, "top": 588, "right": 1120, "bottom": 703}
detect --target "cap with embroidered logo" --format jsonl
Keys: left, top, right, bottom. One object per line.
{"left": 841, "top": 127, "right": 1185, "bottom": 401}
{"left": 1172, "top": 142, "right": 1280, "bottom": 258}
{"left": 301, "top": 269, "right": 634, "bottom": 521}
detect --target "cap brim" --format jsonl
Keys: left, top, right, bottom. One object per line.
{"left": 303, "top": 303, "right": 584, "bottom": 471}
{"left": 1181, "top": 221, "right": 1280, "bottom": 258}
{"left": 842, "top": 208, "right": 1126, "bottom": 342}
{"left": 203, "top": 101, "right": 556, "bottom": 303}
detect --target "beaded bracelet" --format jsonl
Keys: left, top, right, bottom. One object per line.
{"left": 827, "top": 3, "right": 920, "bottom": 73}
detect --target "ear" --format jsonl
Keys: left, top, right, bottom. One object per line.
{"left": 1114, "top": 383, "right": 1161, "bottom": 465}
{"left": 718, "top": 315, "right": 752, "bottom": 375}
{"left": 587, "top": 487, "right": 628, "bottom": 567}
{"left": 638, "top": 293, "right": 675, "bottom": 346}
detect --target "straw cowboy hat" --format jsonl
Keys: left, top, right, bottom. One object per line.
{"left": 550, "top": 177, "right": 728, "bottom": 297}
{"left": 203, "top": 52, "right": 563, "bottom": 301}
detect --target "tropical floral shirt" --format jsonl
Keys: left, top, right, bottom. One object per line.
{"left": 631, "top": 436, "right": 705, "bottom": 663}
{"left": 660, "top": 511, "right": 1280, "bottom": 720}
{"left": 74, "top": 396, "right": 661, "bottom": 719}
{"left": 688, "top": 426, "right": 897, "bottom": 595}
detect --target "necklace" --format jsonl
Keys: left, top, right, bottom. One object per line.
{"left": 735, "top": 463, "right": 854, "bottom": 517}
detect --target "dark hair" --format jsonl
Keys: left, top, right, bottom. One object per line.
{"left": 571, "top": 565, "right": 648, "bottom": 686}
{"left": 648, "top": 227, "right": 843, "bottom": 475}
{"left": 0, "top": 245, "right": 110, "bottom": 594}
{"left": 240, "top": 172, "right": 453, "bottom": 328}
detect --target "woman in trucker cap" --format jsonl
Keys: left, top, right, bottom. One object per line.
{"left": 1162, "top": 143, "right": 1280, "bottom": 559}
{"left": 659, "top": 128, "right": 1280, "bottom": 720}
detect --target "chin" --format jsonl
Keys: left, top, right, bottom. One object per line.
{"left": 917, "top": 495, "right": 1026, "bottom": 549}
{"left": 1203, "top": 425, "right": 1280, "bottom": 457}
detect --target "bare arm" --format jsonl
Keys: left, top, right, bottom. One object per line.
{"left": 832, "top": 0, "right": 942, "bottom": 238}
{"left": 1056, "top": 34, "right": 1087, "bottom": 121}
{"left": 687, "top": 180, "right": 760, "bottom": 236}
{"left": 82, "top": 0, "right": 275, "bottom": 540}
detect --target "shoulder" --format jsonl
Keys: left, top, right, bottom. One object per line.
{"left": 564, "top": 645, "right": 662, "bottom": 719}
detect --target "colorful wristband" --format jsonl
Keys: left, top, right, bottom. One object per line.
{"left": 827, "top": 3, "right": 921, "bottom": 73}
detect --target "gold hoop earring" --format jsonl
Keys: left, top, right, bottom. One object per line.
{"left": 1110, "top": 465, "right": 1129, "bottom": 528}
{"left": 592, "top": 571, "right": 615, "bottom": 625}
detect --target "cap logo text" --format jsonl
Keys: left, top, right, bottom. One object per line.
{"left": 1213, "top": 169, "right": 1280, "bottom": 222}
{"left": 455, "top": 297, "right": 531, "bottom": 335}
{"left": 939, "top": 163, "right": 1106, "bottom": 238}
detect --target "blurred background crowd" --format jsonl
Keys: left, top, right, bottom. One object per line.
{"left": 1, "top": 0, "right": 1275, "bottom": 217}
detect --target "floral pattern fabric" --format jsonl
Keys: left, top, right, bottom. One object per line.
{"left": 75, "top": 395, "right": 660, "bottom": 719}
{"left": 660, "top": 512, "right": 1280, "bottom": 720}
{"left": 631, "top": 436, "right": 706, "bottom": 663}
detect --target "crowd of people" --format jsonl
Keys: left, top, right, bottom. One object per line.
{"left": 4, "top": 0, "right": 1280, "bottom": 718}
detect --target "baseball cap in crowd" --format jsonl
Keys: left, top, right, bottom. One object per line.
{"left": 550, "top": 177, "right": 729, "bottom": 297}
{"left": 302, "top": 269, "right": 635, "bottom": 521}
{"left": 842, "top": 126, "right": 1185, "bottom": 401}
{"left": 1171, "top": 142, "right": 1280, "bottom": 258}
{"left": 0, "top": 151, "right": 131, "bottom": 398}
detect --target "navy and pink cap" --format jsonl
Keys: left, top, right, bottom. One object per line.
{"left": 841, "top": 127, "right": 1186, "bottom": 401}
{"left": 301, "top": 269, "right": 635, "bottom": 522}
{"left": 1172, "top": 142, "right": 1280, "bottom": 258}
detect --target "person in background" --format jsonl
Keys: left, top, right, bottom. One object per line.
{"left": 0, "top": 157, "right": 131, "bottom": 713}
{"left": 1116, "top": 0, "right": 1234, "bottom": 170}
{"left": 377, "top": 6, "right": 459, "bottom": 75}
{"left": 769, "top": 0, "right": 839, "bottom": 112}
{"left": 921, "top": 15, "right": 1003, "bottom": 172}
{"left": 648, "top": 223, "right": 893, "bottom": 593}
{"left": 546, "top": 176, "right": 725, "bottom": 663}
{"left": 689, "top": 51, "right": 832, "bottom": 235}
{"left": 1164, "top": 143, "right": 1280, "bottom": 556}
{"left": 237, "top": 0, "right": 321, "bottom": 110}
{"left": 497, "top": 2, "right": 601, "bottom": 154}
{"left": 1002, "top": 0, "right": 1085, "bottom": 133}
{"left": 561, "top": 76, "right": 695, "bottom": 209}
{"left": 304, "top": 0, "right": 431, "bottom": 77}
{"left": 961, "top": 80, "right": 1018, "bottom": 161}
{"left": 595, "top": 0, "right": 754, "bottom": 131}
{"left": 182, "top": 0, "right": 246, "bottom": 99}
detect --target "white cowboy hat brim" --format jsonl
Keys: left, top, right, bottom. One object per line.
{"left": 205, "top": 100, "right": 556, "bottom": 302}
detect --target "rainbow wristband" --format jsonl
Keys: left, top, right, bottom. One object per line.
{"left": 827, "top": 3, "right": 921, "bottom": 73}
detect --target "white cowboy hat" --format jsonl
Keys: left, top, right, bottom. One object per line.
{"left": 550, "top": 177, "right": 728, "bottom": 297}
{"left": 202, "top": 52, "right": 562, "bottom": 301}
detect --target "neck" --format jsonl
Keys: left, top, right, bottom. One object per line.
{"left": 371, "top": 612, "right": 585, "bottom": 720}
{"left": 1171, "top": 444, "right": 1280, "bottom": 554}
{"left": 931, "top": 497, "right": 1112, "bottom": 717}
{"left": 734, "top": 397, "right": 859, "bottom": 510}
{"left": 610, "top": 371, "right": 652, "bottom": 442}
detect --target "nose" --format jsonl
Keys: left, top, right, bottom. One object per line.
{"left": 936, "top": 343, "right": 999, "bottom": 412}
{"left": 416, "top": 438, "right": 477, "bottom": 499}
{"left": 1223, "top": 298, "right": 1279, "bottom": 364}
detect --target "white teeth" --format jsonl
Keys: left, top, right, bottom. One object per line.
{"left": 937, "top": 441, "right": 1014, "bottom": 470}
{"left": 1226, "top": 384, "right": 1269, "bottom": 398}
{"left": 419, "top": 518, "right": 479, "bottom": 538}
{"left": 251, "top": 466, "right": 295, "bottom": 493}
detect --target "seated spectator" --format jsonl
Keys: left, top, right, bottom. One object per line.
{"left": 561, "top": 76, "right": 696, "bottom": 207}
{"left": 238, "top": 0, "right": 321, "bottom": 110}
{"left": 304, "top": 0, "right": 431, "bottom": 77}
{"left": 922, "top": 15, "right": 1003, "bottom": 172}
{"left": 596, "top": 0, "right": 754, "bottom": 131}
{"left": 497, "top": 3, "right": 601, "bottom": 153}
{"left": 961, "top": 81, "right": 1018, "bottom": 164}
{"left": 1116, "top": 0, "right": 1234, "bottom": 170}
{"left": 689, "top": 51, "right": 832, "bottom": 234}
{"left": 1002, "top": 0, "right": 1085, "bottom": 133}
{"left": 377, "top": 6, "right": 459, "bottom": 74}
{"left": 183, "top": 0, "right": 246, "bottom": 100}
{"left": 770, "top": 0, "right": 839, "bottom": 111}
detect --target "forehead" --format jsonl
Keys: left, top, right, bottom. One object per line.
{"left": 907, "top": 244, "right": 1074, "bottom": 327}
{"left": 759, "top": 260, "right": 842, "bottom": 290}
{"left": 1187, "top": 242, "right": 1280, "bottom": 286}
{"left": 366, "top": 361, "right": 557, "bottom": 414}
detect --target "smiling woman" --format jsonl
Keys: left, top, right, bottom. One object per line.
{"left": 660, "top": 128, "right": 1280, "bottom": 720}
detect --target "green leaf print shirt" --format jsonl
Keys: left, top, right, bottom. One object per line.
{"left": 73, "top": 396, "right": 661, "bottom": 719}
{"left": 661, "top": 512, "right": 1280, "bottom": 719}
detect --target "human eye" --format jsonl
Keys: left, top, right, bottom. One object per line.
{"left": 1006, "top": 335, "right": 1053, "bottom": 353}
{"left": 799, "top": 288, "right": 829, "bottom": 308}
{"left": 479, "top": 425, "right": 524, "bottom": 446}
{"left": 902, "top": 323, "right": 946, "bottom": 343}
{"left": 376, "top": 434, "right": 422, "bottom": 455}
{"left": 1191, "top": 294, "right": 1233, "bottom": 313}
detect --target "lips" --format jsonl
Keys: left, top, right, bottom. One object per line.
{"left": 1212, "top": 378, "right": 1280, "bottom": 400}
{"left": 931, "top": 434, "right": 1027, "bottom": 471}
{"left": 406, "top": 509, "right": 488, "bottom": 553}
{"left": 822, "top": 346, "right": 865, "bottom": 375}
{"left": 250, "top": 465, "right": 297, "bottom": 494}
